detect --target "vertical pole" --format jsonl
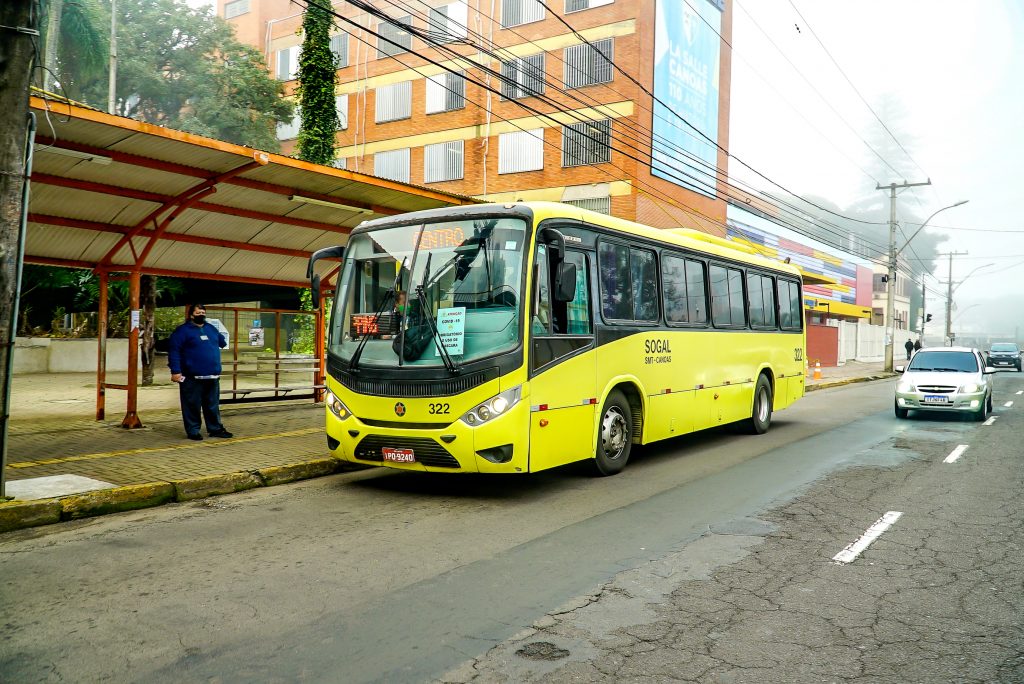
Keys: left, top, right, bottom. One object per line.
{"left": 314, "top": 297, "right": 325, "bottom": 402}
{"left": 945, "top": 253, "right": 954, "bottom": 346}
{"left": 919, "top": 276, "right": 926, "bottom": 343}
{"left": 108, "top": 0, "right": 117, "bottom": 114}
{"left": 883, "top": 184, "right": 897, "bottom": 372}
{"left": 232, "top": 307, "right": 239, "bottom": 395}
{"left": 121, "top": 270, "right": 142, "bottom": 428}
{"left": 274, "top": 311, "right": 281, "bottom": 396}
{"left": 96, "top": 270, "right": 108, "bottom": 420}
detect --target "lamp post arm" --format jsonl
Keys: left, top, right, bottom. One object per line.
{"left": 895, "top": 200, "right": 969, "bottom": 258}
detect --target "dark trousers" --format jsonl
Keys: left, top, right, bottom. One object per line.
{"left": 179, "top": 377, "right": 224, "bottom": 436}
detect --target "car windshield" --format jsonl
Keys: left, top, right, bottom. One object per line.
{"left": 330, "top": 216, "right": 527, "bottom": 370}
{"left": 907, "top": 351, "right": 979, "bottom": 373}
{"left": 991, "top": 343, "right": 1018, "bottom": 352}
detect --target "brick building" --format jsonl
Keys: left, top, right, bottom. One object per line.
{"left": 222, "top": 0, "right": 733, "bottom": 233}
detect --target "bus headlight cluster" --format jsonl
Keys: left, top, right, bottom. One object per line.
{"left": 325, "top": 391, "right": 352, "bottom": 420}
{"left": 460, "top": 386, "right": 522, "bottom": 426}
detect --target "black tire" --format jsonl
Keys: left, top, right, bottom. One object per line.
{"left": 974, "top": 394, "right": 989, "bottom": 422}
{"left": 593, "top": 390, "right": 632, "bottom": 476}
{"left": 745, "top": 374, "right": 773, "bottom": 434}
{"left": 987, "top": 393, "right": 994, "bottom": 412}
{"left": 894, "top": 401, "right": 908, "bottom": 419}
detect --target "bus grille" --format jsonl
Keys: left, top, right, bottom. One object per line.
{"left": 354, "top": 435, "right": 461, "bottom": 469}
{"left": 336, "top": 369, "right": 496, "bottom": 398}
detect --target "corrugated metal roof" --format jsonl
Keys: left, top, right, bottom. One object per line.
{"left": 27, "top": 96, "right": 478, "bottom": 288}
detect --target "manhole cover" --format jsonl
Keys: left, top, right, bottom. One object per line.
{"left": 516, "top": 642, "right": 569, "bottom": 660}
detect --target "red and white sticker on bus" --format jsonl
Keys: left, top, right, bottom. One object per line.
{"left": 382, "top": 447, "right": 416, "bottom": 463}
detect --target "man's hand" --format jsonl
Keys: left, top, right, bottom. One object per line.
{"left": 171, "top": 373, "right": 183, "bottom": 383}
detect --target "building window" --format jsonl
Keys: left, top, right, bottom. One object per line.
{"left": 563, "top": 197, "right": 610, "bottom": 214}
{"left": 378, "top": 15, "right": 412, "bottom": 58}
{"left": 330, "top": 33, "right": 349, "bottom": 68}
{"left": 563, "top": 38, "right": 613, "bottom": 89}
{"left": 276, "top": 45, "right": 300, "bottom": 81}
{"left": 427, "top": 2, "right": 469, "bottom": 43}
{"left": 424, "top": 140, "right": 464, "bottom": 183}
{"left": 500, "top": 54, "right": 545, "bottom": 100}
{"left": 566, "top": 0, "right": 612, "bottom": 11}
{"left": 562, "top": 119, "right": 611, "bottom": 167}
{"left": 375, "top": 81, "right": 412, "bottom": 123}
{"left": 332, "top": 157, "right": 347, "bottom": 170}
{"left": 336, "top": 94, "right": 349, "bottom": 130}
{"left": 276, "top": 106, "right": 300, "bottom": 141}
{"left": 224, "top": 0, "right": 250, "bottom": 19}
{"left": 425, "top": 71, "right": 466, "bottom": 113}
{"left": 662, "top": 255, "right": 707, "bottom": 325}
{"left": 501, "top": 0, "right": 545, "bottom": 27}
{"left": 374, "top": 148, "right": 410, "bottom": 183}
{"left": 498, "top": 129, "right": 544, "bottom": 174}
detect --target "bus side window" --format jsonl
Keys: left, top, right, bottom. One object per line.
{"left": 563, "top": 251, "right": 591, "bottom": 335}
{"left": 533, "top": 244, "right": 552, "bottom": 335}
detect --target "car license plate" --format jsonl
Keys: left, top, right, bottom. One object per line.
{"left": 923, "top": 395, "right": 950, "bottom": 404}
{"left": 382, "top": 447, "right": 415, "bottom": 463}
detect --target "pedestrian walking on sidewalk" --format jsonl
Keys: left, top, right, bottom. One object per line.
{"left": 168, "top": 304, "right": 233, "bottom": 441}
{"left": 904, "top": 338, "right": 914, "bottom": 360}
{"left": 914, "top": 338, "right": 923, "bottom": 352}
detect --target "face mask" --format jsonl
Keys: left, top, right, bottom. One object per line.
{"left": 192, "top": 315, "right": 206, "bottom": 325}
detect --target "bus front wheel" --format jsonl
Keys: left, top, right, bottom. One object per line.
{"left": 594, "top": 390, "right": 632, "bottom": 476}
{"left": 746, "top": 375, "right": 773, "bottom": 435}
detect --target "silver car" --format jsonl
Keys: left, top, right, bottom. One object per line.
{"left": 894, "top": 347, "right": 995, "bottom": 421}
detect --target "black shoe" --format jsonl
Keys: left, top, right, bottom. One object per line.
{"left": 187, "top": 433, "right": 203, "bottom": 441}
{"left": 209, "top": 430, "right": 233, "bottom": 438}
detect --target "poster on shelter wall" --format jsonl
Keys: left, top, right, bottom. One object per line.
{"left": 249, "top": 326, "right": 265, "bottom": 347}
{"left": 651, "top": 0, "right": 722, "bottom": 197}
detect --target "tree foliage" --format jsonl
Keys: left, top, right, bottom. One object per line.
{"left": 69, "top": 0, "right": 293, "bottom": 151}
{"left": 296, "top": 0, "right": 340, "bottom": 165}
{"left": 39, "top": 0, "right": 108, "bottom": 98}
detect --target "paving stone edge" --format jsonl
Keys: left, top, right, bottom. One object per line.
{"left": 805, "top": 373, "right": 895, "bottom": 392}
{"left": 0, "top": 457, "right": 347, "bottom": 534}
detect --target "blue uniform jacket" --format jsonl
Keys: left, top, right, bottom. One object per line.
{"left": 167, "top": 322, "right": 226, "bottom": 377}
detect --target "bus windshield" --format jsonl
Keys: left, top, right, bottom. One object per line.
{"left": 331, "top": 216, "right": 527, "bottom": 369}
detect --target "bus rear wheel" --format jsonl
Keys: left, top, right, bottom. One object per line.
{"left": 593, "top": 390, "right": 632, "bottom": 476}
{"left": 745, "top": 375, "right": 773, "bottom": 434}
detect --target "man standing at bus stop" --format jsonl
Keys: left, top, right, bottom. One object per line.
{"left": 168, "top": 304, "right": 233, "bottom": 441}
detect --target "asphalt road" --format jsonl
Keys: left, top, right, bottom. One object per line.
{"left": 1, "top": 373, "right": 1022, "bottom": 683}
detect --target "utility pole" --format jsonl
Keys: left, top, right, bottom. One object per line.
{"left": 108, "top": 0, "right": 117, "bottom": 114}
{"left": 943, "top": 251, "right": 968, "bottom": 346}
{"left": 878, "top": 179, "right": 931, "bottom": 371}
{"left": 0, "top": 0, "right": 39, "bottom": 498}
{"left": 920, "top": 276, "right": 926, "bottom": 343}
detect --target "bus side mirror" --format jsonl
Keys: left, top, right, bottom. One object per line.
{"left": 307, "top": 245, "right": 345, "bottom": 309}
{"left": 553, "top": 262, "right": 577, "bottom": 302}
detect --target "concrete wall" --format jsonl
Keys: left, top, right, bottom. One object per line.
{"left": 14, "top": 338, "right": 142, "bottom": 374}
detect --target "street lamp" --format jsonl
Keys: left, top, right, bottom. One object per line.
{"left": 883, "top": 200, "right": 969, "bottom": 371}
{"left": 945, "top": 262, "right": 993, "bottom": 345}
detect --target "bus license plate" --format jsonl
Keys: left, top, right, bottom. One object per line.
{"left": 382, "top": 447, "right": 416, "bottom": 463}
{"left": 923, "top": 395, "right": 950, "bottom": 404}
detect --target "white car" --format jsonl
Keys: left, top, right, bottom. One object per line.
{"left": 895, "top": 347, "right": 994, "bottom": 421}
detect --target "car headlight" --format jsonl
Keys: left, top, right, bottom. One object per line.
{"left": 897, "top": 380, "right": 915, "bottom": 393}
{"left": 460, "top": 386, "right": 522, "bottom": 426}
{"left": 325, "top": 390, "right": 352, "bottom": 420}
{"left": 960, "top": 382, "right": 981, "bottom": 393}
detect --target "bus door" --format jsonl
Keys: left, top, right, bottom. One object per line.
{"left": 528, "top": 245, "right": 597, "bottom": 472}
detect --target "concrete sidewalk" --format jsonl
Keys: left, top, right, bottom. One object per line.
{"left": 1, "top": 363, "right": 893, "bottom": 533}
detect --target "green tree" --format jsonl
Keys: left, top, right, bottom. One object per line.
{"left": 39, "top": 0, "right": 108, "bottom": 99}
{"left": 77, "top": 0, "right": 292, "bottom": 152}
{"left": 296, "top": 0, "right": 339, "bottom": 165}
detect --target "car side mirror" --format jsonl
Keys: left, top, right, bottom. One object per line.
{"left": 983, "top": 367, "right": 996, "bottom": 375}
{"left": 894, "top": 365, "right": 905, "bottom": 373}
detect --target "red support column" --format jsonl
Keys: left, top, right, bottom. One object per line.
{"left": 96, "top": 271, "right": 108, "bottom": 421}
{"left": 314, "top": 298, "right": 326, "bottom": 402}
{"left": 121, "top": 270, "right": 143, "bottom": 429}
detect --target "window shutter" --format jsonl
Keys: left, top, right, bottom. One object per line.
{"left": 374, "top": 148, "right": 411, "bottom": 183}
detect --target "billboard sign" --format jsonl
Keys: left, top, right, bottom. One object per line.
{"left": 651, "top": 0, "right": 722, "bottom": 197}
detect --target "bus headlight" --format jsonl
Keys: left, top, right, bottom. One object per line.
{"left": 325, "top": 391, "right": 352, "bottom": 420}
{"left": 460, "top": 386, "right": 522, "bottom": 426}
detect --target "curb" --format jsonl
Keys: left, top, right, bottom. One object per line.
{"left": 0, "top": 457, "right": 348, "bottom": 534}
{"left": 806, "top": 373, "right": 896, "bottom": 392}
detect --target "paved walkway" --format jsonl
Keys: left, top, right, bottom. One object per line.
{"left": 1, "top": 362, "right": 892, "bottom": 531}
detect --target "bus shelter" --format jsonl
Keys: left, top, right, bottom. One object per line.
{"left": 25, "top": 95, "right": 476, "bottom": 428}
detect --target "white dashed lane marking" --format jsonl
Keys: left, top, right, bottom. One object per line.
{"left": 1004, "top": 401, "right": 1014, "bottom": 408}
{"left": 944, "top": 444, "right": 969, "bottom": 464}
{"left": 1017, "top": 390, "right": 1023, "bottom": 395}
{"left": 983, "top": 416, "right": 997, "bottom": 426}
{"left": 833, "top": 511, "right": 903, "bottom": 565}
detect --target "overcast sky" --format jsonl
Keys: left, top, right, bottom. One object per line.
{"left": 729, "top": 0, "right": 1024, "bottom": 337}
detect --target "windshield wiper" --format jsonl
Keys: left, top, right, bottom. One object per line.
{"left": 349, "top": 257, "right": 406, "bottom": 373}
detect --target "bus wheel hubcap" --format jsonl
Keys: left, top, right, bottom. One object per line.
{"left": 601, "top": 407, "right": 628, "bottom": 460}
{"left": 757, "top": 388, "right": 769, "bottom": 422}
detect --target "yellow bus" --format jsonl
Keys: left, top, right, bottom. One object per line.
{"left": 308, "top": 202, "right": 806, "bottom": 476}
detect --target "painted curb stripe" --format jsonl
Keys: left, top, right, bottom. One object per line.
{"left": 833, "top": 511, "right": 903, "bottom": 565}
{"left": 944, "top": 444, "right": 969, "bottom": 464}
